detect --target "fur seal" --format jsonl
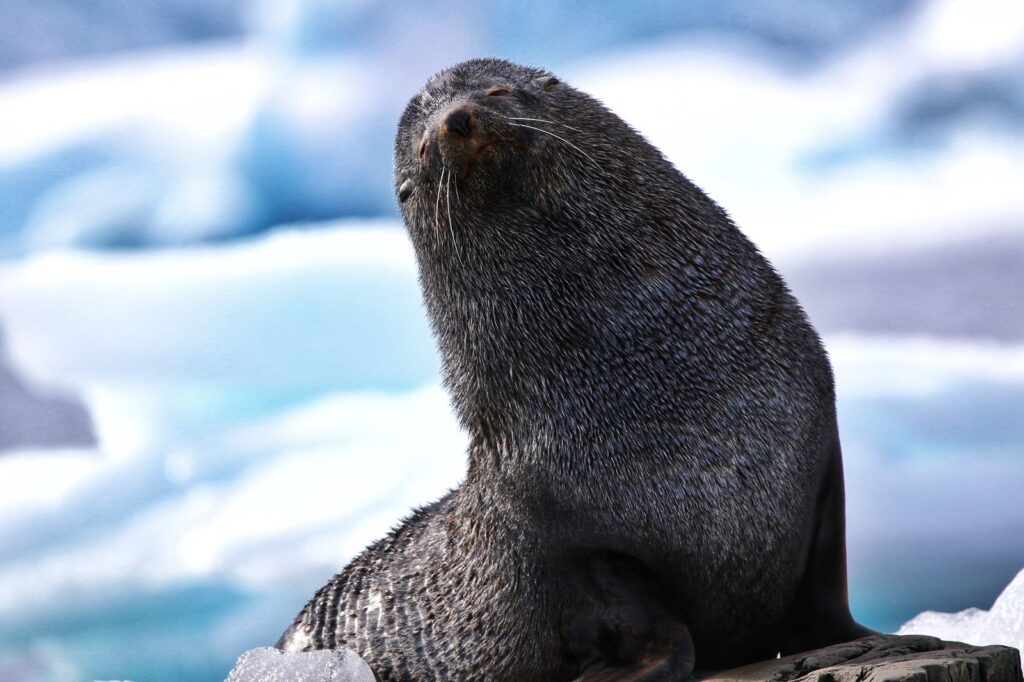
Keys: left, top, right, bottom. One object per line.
{"left": 277, "top": 57, "right": 873, "bottom": 679}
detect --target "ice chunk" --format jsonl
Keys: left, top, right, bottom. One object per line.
{"left": 899, "top": 567, "right": 1024, "bottom": 659}
{"left": 226, "top": 647, "right": 374, "bottom": 682}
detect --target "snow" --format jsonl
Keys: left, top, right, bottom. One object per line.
{"left": 0, "top": 45, "right": 266, "bottom": 165}
{"left": 571, "top": 44, "right": 1024, "bottom": 262}
{"left": 910, "top": 0, "right": 1024, "bottom": 69}
{"left": 1, "top": 1, "right": 1021, "bottom": 256}
{"left": 900, "top": 567, "right": 1024, "bottom": 662}
{"left": 0, "top": 44, "right": 269, "bottom": 254}
{"left": 0, "top": 223, "right": 436, "bottom": 452}
{"left": 826, "top": 335, "right": 1024, "bottom": 397}
{"left": 0, "top": 223, "right": 458, "bottom": 623}
{"left": 0, "top": 449, "right": 98, "bottom": 516}
{"left": 0, "top": 385, "right": 466, "bottom": 622}
{"left": 226, "top": 647, "right": 374, "bottom": 682}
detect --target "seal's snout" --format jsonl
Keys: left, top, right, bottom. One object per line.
{"left": 430, "top": 102, "right": 497, "bottom": 179}
{"left": 442, "top": 104, "right": 475, "bottom": 138}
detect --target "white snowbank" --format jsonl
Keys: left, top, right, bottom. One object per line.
{"left": 0, "top": 222, "right": 463, "bottom": 624}
{"left": 0, "top": 448, "right": 99, "bottom": 516}
{"left": 572, "top": 39, "right": 1024, "bottom": 262}
{"left": 0, "top": 221, "right": 436, "bottom": 454}
{"left": 2, "top": 0, "right": 1023, "bottom": 256}
{"left": 911, "top": 0, "right": 1024, "bottom": 70}
{"left": 0, "top": 45, "right": 266, "bottom": 166}
{"left": 827, "top": 335, "right": 1024, "bottom": 397}
{"left": 0, "top": 385, "right": 466, "bottom": 623}
{"left": 828, "top": 335, "right": 1024, "bottom": 560}
{"left": 899, "top": 567, "right": 1024, "bottom": 659}
{"left": 0, "top": 44, "right": 273, "bottom": 251}
{"left": 0, "top": 220, "right": 426, "bottom": 387}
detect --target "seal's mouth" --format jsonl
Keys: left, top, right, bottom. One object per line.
{"left": 422, "top": 102, "right": 511, "bottom": 181}
{"left": 471, "top": 140, "right": 497, "bottom": 160}
{"left": 462, "top": 139, "right": 500, "bottom": 175}
{"left": 424, "top": 136, "right": 502, "bottom": 183}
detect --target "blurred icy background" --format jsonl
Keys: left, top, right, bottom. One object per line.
{"left": 0, "top": 0, "right": 1022, "bottom": 680}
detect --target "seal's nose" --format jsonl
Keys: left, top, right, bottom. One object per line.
{"left": 443, "top": 105, "right": 474, "bottom": 138}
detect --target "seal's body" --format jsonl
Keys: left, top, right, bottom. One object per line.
{"left": 278, "top": 58, "right": 872, "bottom": 680}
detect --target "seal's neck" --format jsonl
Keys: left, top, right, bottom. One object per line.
{"left": 417, "top": 226, "right": 774, "bottom": 446}
{"left": 408, "top": 159, "right": 780, "bottom": 445}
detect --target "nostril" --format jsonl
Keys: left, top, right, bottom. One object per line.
{"left": 443, "top": 107, "right": 473, "bottom": 138}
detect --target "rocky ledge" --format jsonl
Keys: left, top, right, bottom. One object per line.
{"left": 228, "top": 635, "right": 1022, "bottom": 681}
{"left": 701, "top": 634, "right": 1022, "bottom": 682}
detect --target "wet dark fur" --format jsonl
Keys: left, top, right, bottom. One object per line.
{"left": 277, "top": 58, "right": 872, "bottom": 680}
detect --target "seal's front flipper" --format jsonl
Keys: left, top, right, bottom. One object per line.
{"left": 573, "top": 630, "right": 695, "bottom": 681}
{"left": 567, "top": 551, "right": 696, "bottom": 682}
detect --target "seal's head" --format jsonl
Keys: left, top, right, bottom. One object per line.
{"left": 394, "top": 58, "right": 566, "bottom": 213}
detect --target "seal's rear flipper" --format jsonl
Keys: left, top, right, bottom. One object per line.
{"left": 567, "top": 551, "right": 696, "bottom": 682}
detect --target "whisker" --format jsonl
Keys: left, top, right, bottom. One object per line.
{"left": 445, "top": 167, "right": 461, "bottom": 264}
{"left": 507, "top": 116, "right": 581, "bottom": 133}
{"left": 507, "top": 122, "right": 600, "bottom": 169}
{"left": 434, "top": 167, "right": 444, "bottom": 235}
{"left": 451, "top": 169, "right": 462, "bottom": 210}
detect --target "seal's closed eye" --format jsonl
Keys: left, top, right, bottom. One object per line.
{"left": 535, "top": 75, "right": 560, "bottom": 90}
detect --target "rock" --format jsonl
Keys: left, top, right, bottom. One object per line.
{"left": 700, "top": 634, "right": 1022, "bottom": 681}
{"left": 225, "top": 636, "right": 1020, "bottom": 681}
{"left": 225, "top": 647, "right": 376, "bottom": 682}
{"left": 0, "top": 334, "right": 94, "bottom": 452}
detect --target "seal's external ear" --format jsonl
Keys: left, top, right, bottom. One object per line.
{"left": 534, "top": 75, "right": 561, "bottom": 91}
{"left": 398, "top": 178, "right": 415, "bottom": 203}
